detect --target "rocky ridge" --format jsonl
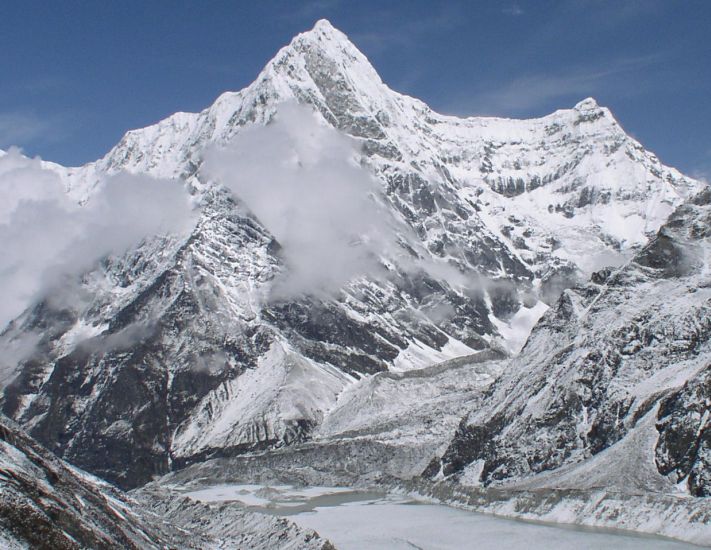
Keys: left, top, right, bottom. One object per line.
{"left": 0, "top": 414, "right": 333, "bottom": 549}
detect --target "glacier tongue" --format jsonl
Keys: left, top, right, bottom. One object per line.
{"left": 0, "top": 19, "right": 706, "bottom": 493}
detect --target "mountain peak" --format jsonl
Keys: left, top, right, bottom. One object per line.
{"left": 293, "top": 18, "right": 354, "bottom": 50}
{"left": 247, "top": 18, "right": 388, "bottom": 127}
{"left": 312, "top": 18, "right": 337, "bottom": 33}
{"left": 260, "top": 18, "right": 376, "bottom": 81}
{"left": 574, "top": 96, "right": 600, "bottom": 111}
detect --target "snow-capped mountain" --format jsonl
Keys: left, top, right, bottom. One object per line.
{"left": 0, "top": 19, "right": 704, "bottom": 496}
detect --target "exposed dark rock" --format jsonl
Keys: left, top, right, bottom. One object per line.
{"left": 655, "top": 368, "right": 711, "bottom": 496}
{"left": 0, "top": 415, "right": 334, "bottom": 549}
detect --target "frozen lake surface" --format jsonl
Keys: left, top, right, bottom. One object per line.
{"left": 184, "top": 484, "right": 695, "bottom": 549}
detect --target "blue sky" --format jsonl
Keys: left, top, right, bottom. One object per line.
{"left": 2, "top": 0, "right": 710, "bottom": 178}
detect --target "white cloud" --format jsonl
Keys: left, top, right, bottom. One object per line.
{"left": 502, "top": 4, "right": 524, "bottom": 16}
{"left": 445, "top": 54, "right": 664, "bottom": 116}
{"left": 0, "top": 148, "right": 196, "bottom": 330}
{"left": 202, "top": 103, "right": 517, "bottom": 302}
{"left": 202, "top": 103, "right": 399, "bottom": 299}
{"left": 691, "top": 152, "right": 711, "bottom": 184}
{"left": 0, "top": 111, "right": 67, "bottom": 149}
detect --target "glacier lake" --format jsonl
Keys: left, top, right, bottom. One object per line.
{"left": 184, "top": 484, "right": 695, "bottom": 549}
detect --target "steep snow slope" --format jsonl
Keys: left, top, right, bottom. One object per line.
{"left": 0, "top": 20, "right": 703, "bottom": 489}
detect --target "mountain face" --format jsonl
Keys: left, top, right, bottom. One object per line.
{"left": 152, "top": 188, "right": 711, "bottom": 547}
{"left": 0, "top": 415, "right": 332, "bottom": 549}
{"left": 0, "top": 19, "right": 704, "bottom": 491}
{"left": 431, "top": 187, "right": 711, "bottom": 497}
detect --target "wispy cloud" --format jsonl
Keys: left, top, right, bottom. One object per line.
{"left": 691, "top": 150, "right": 711, "bottom": 183}
{"left": 0, "top": 112, "right": 51, "bottom": 148}
{"left": 350, "top": 5, "right": 463, "bottom": 54}
{"left": 277, "top": 0, "right": 342, "bottom": 23}
{"left": 0, "top": 111, "right": 71, "bottom": 150}
{"left": 466, "top": 72, "right": 606, "bottom": 114}
{"left": 0, "top": 76, "right": 72, "bottom": 103}
{"left": 443, "top": 54, "right": 667, "bottom": 116}
{"left": 502, "top": 4, "right": 524, "bottom": 16}
{"left": 692, "top": 171, "right": 710, "bottom": 185}
{"left": 10, "top": 76, "right": 70, "bottom": 96}
{"left": 567, "top": 0, "right": 665, "bottom": 27}
{"left": 347, "top": 5, "right": 464, "bottom": 94}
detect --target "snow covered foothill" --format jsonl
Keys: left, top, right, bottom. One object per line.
{"left": 172, "top": 341, "right": 354, "bottom": 461}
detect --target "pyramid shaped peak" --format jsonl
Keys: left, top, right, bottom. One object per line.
{"left": 293, "top": 18, "right": 354, "bottom": 49}
{"left": 259, "top": 18, "right": 384, "bottom": 92}
{"left": 312, "top": 18, "right": 337, "bottom": 32}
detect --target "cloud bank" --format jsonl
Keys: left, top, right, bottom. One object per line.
{"left": 0, "top": 148, "right": 195, "bottom": 329}
{"left": 203, "top": 103, "right": 397, "bottom": 298}
{"left": 202, "top": 104, "right": 523, "bottom": 304}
